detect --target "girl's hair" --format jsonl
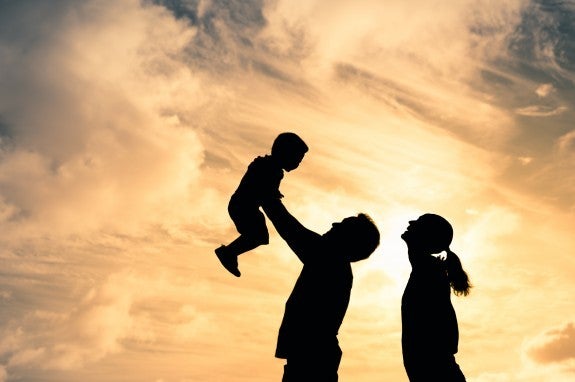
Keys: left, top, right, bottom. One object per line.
{"left": 444, "top": 248, "right": 472, "bottom": 296}
{"left": 420, "top": 214, "right": 472, "bottom": 296}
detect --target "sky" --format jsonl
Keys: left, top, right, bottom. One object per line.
{"left": 0, "top": 0, "right": 575, "bottom": 381}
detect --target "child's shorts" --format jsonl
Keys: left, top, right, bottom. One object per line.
{"left": 228, "top": 197, "right": 269, "bottom": 243}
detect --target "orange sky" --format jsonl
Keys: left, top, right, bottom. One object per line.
{"left": 1, "top": 0, "right": 575, "bottom": 381}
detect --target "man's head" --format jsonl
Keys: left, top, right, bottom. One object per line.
{"left": 324, "top": 213, "right": 380, "bottom": 262}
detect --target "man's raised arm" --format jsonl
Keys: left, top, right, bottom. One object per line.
{"left": 261, "top": 198, "right": 321, "bottom": 262}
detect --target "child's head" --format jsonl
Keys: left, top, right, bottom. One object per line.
{"left": 271, "top": 132, "right": 309, "bottom": 171}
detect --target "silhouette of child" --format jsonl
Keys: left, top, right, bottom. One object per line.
{"left": 215, "top": 132, "right": 309, "bottom": 277}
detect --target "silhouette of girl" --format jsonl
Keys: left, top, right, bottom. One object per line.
{"left": 400, "top": 213, "right": 470, "bottom": 382}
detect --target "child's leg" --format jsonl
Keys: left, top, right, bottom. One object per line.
{"left": 226, "top": 203, "right": 269, "bottom": 257}
{"left": 215, "top": 244, "right": 241, "bottom": 277}
{"left": 216, "top": 230, "right": 268, "bottom": 277}
{"left": 224, "top": 231, "right": 268, "bottom": 257}
{"left": 215, "top": 202, "right": 268, "bottom": 277}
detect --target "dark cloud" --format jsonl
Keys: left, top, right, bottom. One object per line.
{"left": 0, "top": 118, "right": 12, "bottom": 140}
{"left": 151, "top": 0, "right": 309, "bottom": 87}
{"left": 507, "top": 0, "right": 575, "bottom": 79}
{"left": 462, "top": 0, "right": 575, "bottom": 212}
{"left": 528, "top": 322, "right": 575, "bottom": 364}
{"left": 154, "top": 0, "right": 266, "bottom": 29}
{"left": 152, "top": 0, "right": 266, "bottom": 69}
{"left": 471, "top": 0, "right": 575, "bottom": 117}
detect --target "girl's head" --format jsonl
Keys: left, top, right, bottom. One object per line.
{"left": 402, "top": 213, "right": 471, "bottom": 296}
{"left": 401, "top": 213, "right": 453, "bottom": 254}
{"left": 271, "top": 132, "right": 309, "bottom": 171}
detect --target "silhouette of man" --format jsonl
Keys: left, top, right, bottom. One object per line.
{"left": 262, "top": 199, "right": 380, "bottom": 382}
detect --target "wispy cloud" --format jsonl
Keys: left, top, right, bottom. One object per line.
{"left": 536, "top": 83, "right": 555, "bottom": 97}
{"left": 526, "top": 322, "right": 575, "bottom": 365}
{"left": 515, "top": 105, "right": 568, "bottom": 116}
{"left": 557, "top": 130, "right": 575, "bottom": 155}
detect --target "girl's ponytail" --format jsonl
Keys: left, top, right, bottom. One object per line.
{"left": 445, "top": 248, "right": 471, "bottom": 296}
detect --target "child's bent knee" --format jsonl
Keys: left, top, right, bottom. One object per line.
{"left": 254, "top": 230, "right": 269, "bottom": 245}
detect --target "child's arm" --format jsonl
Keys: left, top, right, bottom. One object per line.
{"left": 261, "top": 198, "right": 321, "bottom": 263}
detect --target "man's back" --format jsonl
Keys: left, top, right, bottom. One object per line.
{"left": 275, "top": 253, "right": 352, "bottom": 359}
{"left": 260, "top": 198, "right": 380, "bottom": 381}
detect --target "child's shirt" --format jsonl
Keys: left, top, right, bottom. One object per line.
{"left": 232, "top": 155, "right": 284, "bottom": 206}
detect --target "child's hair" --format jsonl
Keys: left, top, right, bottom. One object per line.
{"left": 271, "top": 132, "right": 309, "bottom": 157}
{"left": 444, "top": 248, "right": 472, "bottom": 296}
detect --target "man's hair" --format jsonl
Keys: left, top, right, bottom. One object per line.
{"left": 348, "top": 213, "right": 380, "bottom": 262}
{"left": 271, "top": 132, "right": 309, "bottom": 156}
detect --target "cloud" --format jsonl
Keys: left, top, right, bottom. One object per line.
{"left": 557, "top": 130, "right": 575, "bottom": 155}
{"left": 515, "top": 105, "right": 568, "bottom": 117}
{"left": 0, "top": 269, "right": 217, "bottom": 375}
{"left": 526, "top": 322, "right": 575, "bottom": 364}
{"left": 0, "top": 272, "right": 144, "bottom": 371}
{"left": 154, "top": 0, "right": 307, "bottom": 87}
{"left": 536, "top": 83, "right": 555, "bottom": 97}
{"left": 0, "top": 0, "right": 210, "bottom": 239}
{"left": 333, "top": 62, "right": 517, "bottom": 148}
{"left": 501, "top": 1, "right": 575, "bottom": 96}
{"left": 517, "top": 156, "right": 534, "bottom": 165}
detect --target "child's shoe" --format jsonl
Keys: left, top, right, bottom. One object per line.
{"left": 215, "top": 245, "right": 241, "bottom": 277}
